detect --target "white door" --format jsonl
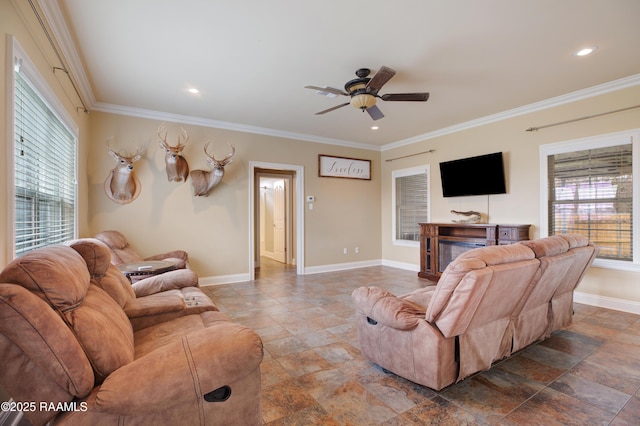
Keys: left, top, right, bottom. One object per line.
{"left": 273, "top": 179, "right": 286, "bottom": 263}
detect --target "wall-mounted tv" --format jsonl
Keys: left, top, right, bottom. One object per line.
{"left": 439, "top": 152, "right": 507, "bottom": 197}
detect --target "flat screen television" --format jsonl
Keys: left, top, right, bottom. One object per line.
{"left": 439, "top": 152, "right": 507, "bottom": 197}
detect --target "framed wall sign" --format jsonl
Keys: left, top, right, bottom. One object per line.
{"left": 318, "top": 155, "right": 371, "bottom": 180}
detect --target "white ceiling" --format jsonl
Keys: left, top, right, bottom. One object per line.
{"left": 46, "top": 0, "right": 640, "bottom": 150}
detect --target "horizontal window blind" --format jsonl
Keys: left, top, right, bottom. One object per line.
{"left": 548, "top": 144, "right": 632, "bottom": 261}
{"left": 396, "top": 171, "right": 429, "bottom": 241}
{"left": 14, "top": 71, "right": 76, "bottom": 256}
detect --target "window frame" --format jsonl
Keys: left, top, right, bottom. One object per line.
{"left": 7, "top": 36, "right": 79, "bottom": 258}
{"left": 539, "top": 129, "right": 640, "bottom": 271}
{"left": 392, "top": 165, "right": 430, "bottom": 247}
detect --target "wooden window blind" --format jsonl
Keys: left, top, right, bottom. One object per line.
{"left": 395, "top": 171, "right": 429, "bottom": 241}
{"left": 14, "top": 71, "right": 76, "bottom": 256}
{"left": 548, "top": 144, "right": 632, "bottom": 261}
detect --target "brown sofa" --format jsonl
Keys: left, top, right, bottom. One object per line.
{"left": 67, "top": 238, "right": 217, "bottom": 331}
{"left": 95, "top": 229, "right": 190, "bottom": 270}
{"left": 0, "top": 243, "right": 263, "bottom": 425}
{"left": 352, "top": 234, "right": 597, "bottom": 391}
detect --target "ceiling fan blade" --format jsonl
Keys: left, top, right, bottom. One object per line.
{"left": 315, "top": 102, "right": 350, "bottom": 115}
{"left": 304, "top": 85, "right": 348, "bottom": 96}
{"left": 366, "top": 66, "right": 396, "bottom": 93}
{"left": 381, "top": 92, "right": 430, "bottom": 102}
{"left": 366, "top": 104, "right": 384, "bottom": 121}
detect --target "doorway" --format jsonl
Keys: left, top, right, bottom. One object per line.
{"left": 258, "top": 175, "right": 291, "bottom": 265}
{"left": 249, "top": 162, "right": 305, "bottom": 280}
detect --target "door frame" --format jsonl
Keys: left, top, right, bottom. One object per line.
{"left": 249, "top": 161, "right": 305, "bottom": 280}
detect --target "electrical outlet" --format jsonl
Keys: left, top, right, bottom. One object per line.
{"left": 343, "top": 248, "right": 347, "bottom": 254}
{"left": 355, "top": 247, "right": 359, "bottom": 253}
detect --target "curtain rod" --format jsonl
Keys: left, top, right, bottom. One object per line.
{"left": 525, "top": 104, "right": 640, "bottom": 132}
{"left": 28, "top": 0, "right": 89, "bottom": 113}
{"left": 385, "top": 149, "right": 435, "bottom": 162}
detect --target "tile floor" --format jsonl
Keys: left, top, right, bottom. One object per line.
{"left": 201, "top": 258, "right": 640, "bottom": 425}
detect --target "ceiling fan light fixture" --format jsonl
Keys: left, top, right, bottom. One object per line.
{"left": 350, "top": 93, "right": 376, "bottom": 110}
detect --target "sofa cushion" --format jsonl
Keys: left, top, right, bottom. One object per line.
{"left": 0, "top": 245, "right": 90, "bottom": 310}
{"left": 69, "top": 239, "right": 136, "bottom": 308}
{"left": 426, "top": 243, "right": 538, "bottom": 335}
{"left": 64, "top": 285, "right": 135, "bottom": 382}
{"left": 351, "top": 287, "right": 426, "bottom": 330}
{"left": 559, "top": 233, "right": 591, "bottom": 249}
{"left": 0, "top": 246, "right": 134, "bottom": 383}
{"left": 520, "top": 235, "right": 569, "bottom": 258}
{"left": 96, "top": 230, "right": 129, "bottom": 250}
{"left": 95, "top": 230, "right": 143, "bottom": 264}
{"left": 67, "top": 238, "right": 112, "bottom": 277}
{"left": 0, "top": 284, "right": 94, "bottom": 397}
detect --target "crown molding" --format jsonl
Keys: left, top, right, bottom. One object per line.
{"left": 382, "top": 73, "right": 640, "bottom": 151}
{"left": 93, "top": 102, "right": 379, "bottom": 151}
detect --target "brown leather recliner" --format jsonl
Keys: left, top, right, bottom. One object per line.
{"left": 0, "top": 244, "right": 263, "bottom": 425}
{"left": 95, "top": 230, "right": 190, "bottom": 270}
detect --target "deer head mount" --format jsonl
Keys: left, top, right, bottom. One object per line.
{"left": 104, "top": 141, "right": 145, "bottom": 204}
{"left": 157, "top": 123, "right": 190, "bottom": 182}
{"left": 190, "top": 143, "right": 235, "bottom": 197}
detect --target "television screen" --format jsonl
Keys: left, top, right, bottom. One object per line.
{"left": 439, "top": 152, "right": 507, "bottom": 197}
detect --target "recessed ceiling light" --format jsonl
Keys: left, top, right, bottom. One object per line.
{"left": 575, "top": 47, "right": 597, "bottom": 57}
{"left": 371, "top": 126, "right": 379, "bottom": 130}
{"left": 188, "top": 88, "right": 199, "bottom": 94}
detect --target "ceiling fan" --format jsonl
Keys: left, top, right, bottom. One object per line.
{"left": 304, "top": 66, "right": 429, "bottom": 121}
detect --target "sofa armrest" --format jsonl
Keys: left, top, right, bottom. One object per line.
{"left": 351, "top": 286, "right": 426, "bottom": 330}
{"left": 90, "top": 323, "right": 263, "bottom": 415}
{"left": 132, "top": 269, "right": 199, "bottom": 297}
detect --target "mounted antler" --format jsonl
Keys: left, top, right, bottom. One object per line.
{"left": 104, "top": 140, "right": 145, "bottom": 204}
{"left": 158, "top": 123, "right": 190, "bottom": 182}
{"left": 189, "top": 143, "right": 235, "bottom": 197}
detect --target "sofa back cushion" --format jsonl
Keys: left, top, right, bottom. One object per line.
{"left": 0, "top": 245, "right": 89, "bottom": 309}
{"left": 517, "top": 235, "right": 574, "bottom": 310}
{"left": 69, "top": 238, "right": 136, "bottom": 307}
{"left": 0, "top": 284, "right": 95, "bottom": 426}
{"left": 426, "top": 243, "right": 539, "bottom": 337}
{"left": 555, "top": 234, "right": 599, "bottom": 296}
{"left": 0, "top": 246, "right": 134, "bottom": 383}
{"left": 95, "top": 230, "right": 142, "bottom": 265}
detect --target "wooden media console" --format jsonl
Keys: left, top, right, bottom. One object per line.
{"left": 418, "top": 222, "right": 530, "bottom": 281}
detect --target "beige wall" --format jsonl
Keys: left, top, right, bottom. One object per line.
{"left": 1, "top": 0, "right": 90, "bottom": 268}
{"left": 382, "top": 84, "right": 640, "bottom": 303}
{"left": 87, "top": 112, "right": 382, "bottom": 278}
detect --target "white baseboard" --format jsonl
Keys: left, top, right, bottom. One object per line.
{"left": 304, "top": 259, "right": 382, "bottom": 275}
{"left": 574, "top": 291, "right": 640, "bottom": 315}
{"left": 197, "top": 260, "right": 386, "bottom": 285}
{"left": 381, "top": 259, "right": 420, "bottom": 272}
{"left": 199, "top": 273, "right": 251, "bottom": 286}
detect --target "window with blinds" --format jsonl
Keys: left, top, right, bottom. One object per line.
{"left": 548, "top": 143, "right": 632, "bottom": 261}
{"left": 14, "top": 71, "right": 77, "bottom": 256}
{"left": 394, "top": 167, "right": 430, "bottom": 242}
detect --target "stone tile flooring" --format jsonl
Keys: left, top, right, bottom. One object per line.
{"left": 201, "top": 258, "right": 640, "bottom": 425}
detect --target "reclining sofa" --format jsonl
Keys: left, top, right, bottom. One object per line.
{"left": 0, "top": 240, "right": 263, "bottom": 425}
{"left": 352, "top": 234, "right": 597, "bottom": 391}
